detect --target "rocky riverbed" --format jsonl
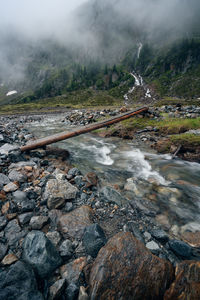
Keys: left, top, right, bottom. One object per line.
{"left": 0, "top": 111, "right": 200, "bottom": 299}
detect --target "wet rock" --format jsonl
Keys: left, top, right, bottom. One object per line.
{"left": 151, "top": 229, "right": 169, "bottom": 243}
{"left": 60, "top": 257, "right": 87, "bottom": 284}
{"left": 100, "top": 186, "right": 125, "bottom": 206}
{"left": 1, "top": 253, "right": 18, "bottom": 265}
{"left": 22, "top": 230, "right": 62, "bottom": 278}
{"left": 20, "top": 199, "right": 35, "bottom": 213}
{"left": 65, "top": 282, "right": 79, "bottom": 300}
{"left": 8, "top": 170, "right": 27, "bottom": 183}
{"left": 0, "top": 173, "right": 10, "bottom": 185}
{"left": 0, "top": 261, "right": 39, "bottom": 300}
{"left": 49, "top": 279, "right": 66, "bottom": 300}
{"left": 46, "top": 231, "right": 61, "bottom": 247}
{"left": 0, "top": 243, "right": 8, "bottom": 260}
{"left": 5, "top": 219, "right": 26, "bottom": 247}
{"left": 3, "top": 182, "right": 18, "bottom": 193}
{"left": 89, "top": 232, "right": 174, "bottom": 300}
{"left": 0, "top": 216, "right": 7, "bottom": 230}
{"left": 29, "top": 215, "right": 49, "bottom": 230}
{"left": 82, "top": 224, "right": 107, "bottom": 258}
{"left": 68, "top": 168, "right": 81, "bottom": 177}
{"left": 18, "top": 212, "right": 33, "bottom": 226}
{"left": 16, "top": 290, "right": 44, "bottom": 300}
{"left": 44, "top": 179, "right": 78, "bottom": 209}
{"left": 146, "top": 241, "right": 161, "bottom": 255}
{"left": 83, "top": 172, "right": 98, "bottom": 188}
{"left": 58, "top": 205, "right": 94, "bottom": 239}
{"left": 168, "top": 239, "right": 192, "bottom": 258}
{"left": 59, "top": 239, "right": 73, "bottom": 259}
{"left": 164, "top": 261, "right": 200, "bottom": 300}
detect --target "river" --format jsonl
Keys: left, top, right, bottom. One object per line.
{"left": 26, "top": 114, "right": 200, "bottom": 239}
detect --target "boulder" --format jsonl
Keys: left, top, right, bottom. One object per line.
{"left": 164, "top": 261, "right": 200, "bottom": 299}
{"left": 58, "top": 206, "right": 94, "bottom": 239}
{"left": 168, "top": 239, "right": 192, "bottom": 258}
{"left": 22, "top": 230, "right": 62, "bottom": 278}
{"left": 83, "top": 224, "right": 107, "bottom": 258}
{"left": 89, "top": 232, "right": 174, "bottom": 300}
{"left": 43, "top": 179, "right": 78, "bottom": 209}
{"left": 0, "top": 261, "right": 40, "bottom": 300}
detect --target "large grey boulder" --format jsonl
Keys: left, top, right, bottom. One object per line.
{"left": 0, "top": 261, "right": 42, "bottom": 300}
{"left": 23, "top": 231, "right": 62, "bottom": 278}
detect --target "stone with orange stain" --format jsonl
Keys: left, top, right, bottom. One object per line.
{"left": 0, "top": 190, "right": 6, "bottom": 201}
{"left": 60, "top": 257, "right": 87, "bottom": 284}
{"left": 89, "top": 232, "right": 174, "bottom": 300}
{"left": 164, "top": 261, "right": 200, "bottom": 300}
{"left": 1, "top": 201, "right": 10, "bottom": 214}
{"left": 6, "top": 213, "right": 17, "bottom": 221}
{"left": 58, "top": 206, "right": 94, "bottom": 239}
{"left": 1, "top": 253, "right": 18, "bottom": 265}
{"left": 181, "top": 231, "right": 200, "bottom": 248}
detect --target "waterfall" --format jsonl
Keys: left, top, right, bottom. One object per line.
{"left": 124, "top": 43, "right": 152, "bottom": 104}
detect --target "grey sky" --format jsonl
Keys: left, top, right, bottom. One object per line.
{"left": 0, "top": 0, "right": 87, "bottom": 38}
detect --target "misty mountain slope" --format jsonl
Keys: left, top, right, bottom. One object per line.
{"left": 0, "top": 0, "right": 200, "bottom": 105}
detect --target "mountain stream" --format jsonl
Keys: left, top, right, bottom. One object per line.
{"left": 27, "top": 114, "right": 200, "bottom": 238}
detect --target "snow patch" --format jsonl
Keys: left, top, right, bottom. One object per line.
{"left": 6, "top": 90, "right": 18, "bottom": 96}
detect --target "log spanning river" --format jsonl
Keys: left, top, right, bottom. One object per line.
{"left": 27, "top": 113, "right": 200, "bottom": 238}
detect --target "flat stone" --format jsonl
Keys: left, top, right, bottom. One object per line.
{"left": 12, "top": 190, "right": 28, "bottom": 203}
{"left": 29, "top": 216, "right": 49, "bottom": 230}
{"left": 146, "top": 241, "right": 161, "bottom": 255}
{"left": 164, "top": 261, "right": 200, "bottom": 299}
{"left": 49, "top": 279, "right": 66, "bottom": 300}
{"left": 168, "top": 239, "right": 192, "bottom": 258}
{"left": 100, "top": 186, "right": 126, "bottom": 206}
{"left": 58, "top": 205, "right": 94, "bottom": 239}
{"left": 0, "top": 261, "right": 40, "bottom": 300}
{"left": 60, "top": 257, "right": 87, "bottom": 284}
{"left": 0, "top": 242, "right": 8, "bottom": 260}
{"left": 23, "top": 230, "right": 62, "bottom": 278}
{"left": 44, "top": 179, "right": 78, "bottom": 209}
{"left": 59, "top": 239, "right": 73, "bottom": 259}
{"left": 46, "top": 231, "right": 61, "bottom": 247}
{"left": 8, "top": 170, "right": 27, "bottom": 183}
{"left": 0, "top": 173, "right": 10, "bottom": 185}
{"left": 82, "top": 224, "right": 107, "bottom": 258}
{"left": 89, "top": 232, "right": 174, "bottom": 300}
{"left": 182, "top": 231, "right": 200, "bottom": 247}
{"left": 1, "top": 253, "right": 18, "bottom": 265}
{"left": 18, "top": 212, "right": 33, "bottom": 226}
{"left": 3, "top": 182, "right": 18, "bottom": 193}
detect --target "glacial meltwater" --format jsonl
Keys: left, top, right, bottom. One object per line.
{"left": 27, "top": 114, "right": 200, "bottom": 237}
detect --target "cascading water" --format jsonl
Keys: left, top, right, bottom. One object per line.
{"left": 124, "top": 43, "right": 152, "bottom": 104}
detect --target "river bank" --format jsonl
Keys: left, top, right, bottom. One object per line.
{"left": 0, "top": 112, "right": 200, "bottom": 299}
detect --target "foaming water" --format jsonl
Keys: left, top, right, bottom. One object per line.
{"left": 124, "top": 149, "right": 169, "bottom": 185}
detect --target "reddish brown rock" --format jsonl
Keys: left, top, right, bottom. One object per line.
{"left": 89, "top": 232, "right": 174, "bottom": 300}
{"left": 164, "top": 261, "right": 200, "bottom": 300}
{"left": 181, "top": 231, "right": 200, "bottom": 247}
{"left": 60, "top": 257, "right": 87, "bottom": 284}
{"left": 83, "top": 172, "right": 98, "bottom": 188}
{"left": 58, "top": 206, "right": 94, "bottom": 239}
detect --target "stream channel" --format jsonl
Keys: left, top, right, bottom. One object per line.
{"left": 27, "top": 114, "right": 200, "bottom": 238}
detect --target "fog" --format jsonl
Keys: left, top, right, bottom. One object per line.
{"left": 0, "top": 0, "right": 199, "bottom": 84}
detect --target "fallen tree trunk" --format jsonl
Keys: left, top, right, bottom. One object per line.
{"left": 20, "top": 107, "right": 148, "bottom": 152}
